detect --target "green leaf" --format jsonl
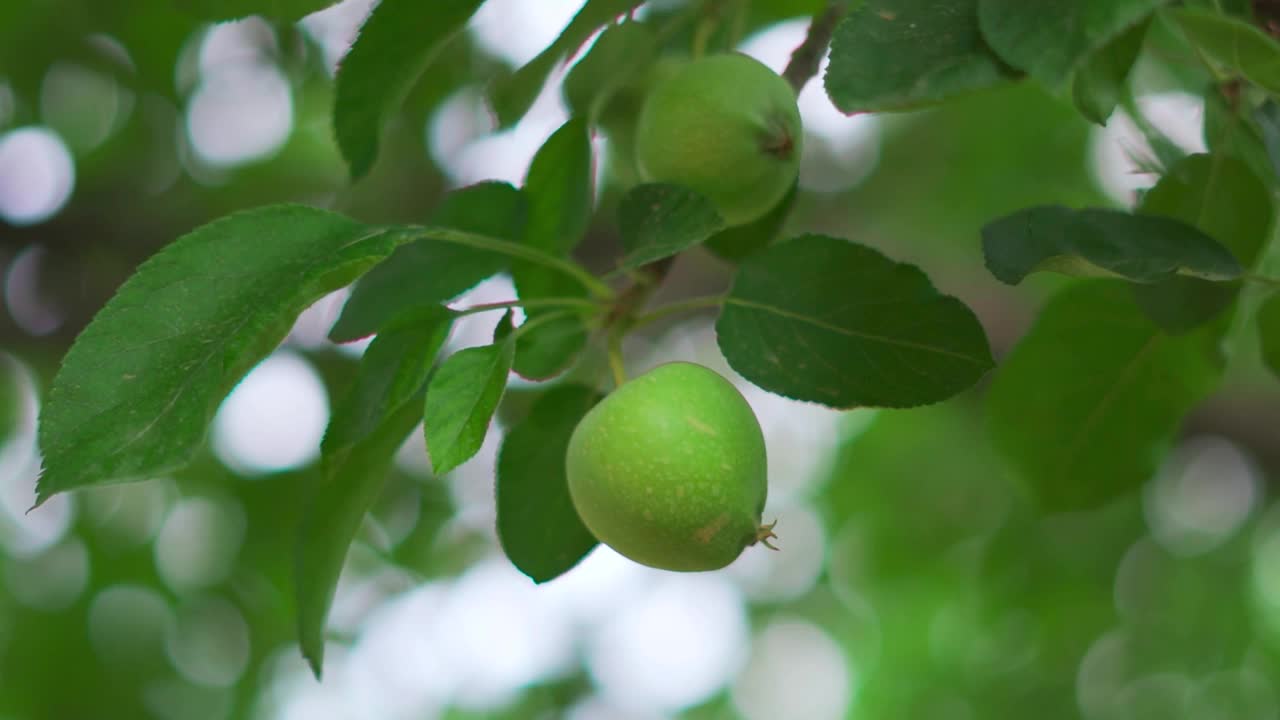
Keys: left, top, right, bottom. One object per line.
{"left": 825, "top": 0, "right": 1016, "bottom": 113}
{"left": 330, "top": 182, "right": 525, "bottom": 343}
{"left": 36, "top": 205, "right": 407, "bottom": 505}
{"left": 495, "top": 312, "right": 591, "bottom": 381}
{"left": 704, "top": 182, "right": 798, "bottom": 263}
{"left": 488, "top": 0, "right": 643, "bottom": 128}
{"left": 980, "top": 205, "right": 1242, "bottom": 285}
{"left": 978, "top": 0, "right": 1169, "bottom": 87}
{"left": 987, "top": 282, "right": 1223, "bottom": 511}
{"left": 296, "top": 394, "right": 422, "bottom": 678}
{"left": 1072, "top": 19, "right": 1148, "bottom": 124}
{"left": 1254, "top": 100, "right": 1280, "bottom": 178}
{"left": 333, "top": 0, "right": 485, "bottom": 179}
{"left": 617, "top": 184, "right": 725, "bottom": 270}
{"left": 174, "top": 0, "right": 336, "bottom": 21}
{"left": 1132, "top": 153, "right": 1274, "bottom": 331}
{"left": 423, "top": 340, "right": 514, "bottom": 475}
{"left": 522, "top": 118, "right": 594, "bottom": 260}
{"left": 322, "top": 306, "right": 454, "bottom": 455}
{"left": 716, "top": 234, "right": 993, "bottom": 408}
{"left": 563, "top": 21, "right": 658, "bottom": 120}
{"left": 1259, "top": 292, "right": 1280, "bottom": 379}
{"left": 1168, "top": 7, "right": 1280, "bottom": 95}
{"left": 513, "top": 118, "right": 595, "bottom": 304}
{"left": 496, "top": 385, "right": 602, "bottom": 583}
{"left": 1204, "top": 87, "right": 1275, "bottom": 184}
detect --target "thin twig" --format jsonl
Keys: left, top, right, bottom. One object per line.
{"left": 782, "top": 0, "right": 850, "bottom": 95}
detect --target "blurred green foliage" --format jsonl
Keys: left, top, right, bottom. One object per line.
{"left": 2, "top": 1, "right": 1280, "bottom": 719}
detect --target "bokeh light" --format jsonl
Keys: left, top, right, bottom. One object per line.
{"left": 0, "top": 126, "right": 75, "bottom": 225}
{"left": 212, "top": 350, "right": 330, "bottom": 475}
{"left": 1090, "top": 91, "right": 1206, "bottom": 205}
{"left": 186, "top": 19, "right": 293, "bottom": 168}
{"left": 587, "top": 572, "right": 748, "bottom": 712}
{"left": 731, "top": 618, "right": 852, "bottom": 720}
{"left": 154, "top": 496, "right": 247, "bottom": 593}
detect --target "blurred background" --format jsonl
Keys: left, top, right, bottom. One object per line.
{"left": 3, "top": 0, "right": 1280, "bottom": 718}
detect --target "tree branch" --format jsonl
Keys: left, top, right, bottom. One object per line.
{"left": 782, "top": 0, "right": 849, "bottom": 94}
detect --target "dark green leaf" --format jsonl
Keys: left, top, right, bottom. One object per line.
{"left": 1204, "top": 87, "right": 1275, "bottom": 184}
{"left": 330, "top": 182, "right": 525, "bottom": 343}
{"left": 1254, "top": 100, "right": 1280, "bottom": 178}
{"left": 563, "top": 21, "right": 658, "bottom": 120}
{"left": 1258, "top": 292, "right": 1280, "bottom": 378}
{"left": 37, "top": 205, "right": 407, "bottom": 505}
{"left": 825, "top": 0, "right": 1016, "bottom": 113}
{"left": 297, "top": 395, "right": 422, "bottom": 677}
{"left": 174, "top": 0, "right": 336, "bottom": 21}
{"left": 978, "top": 0, "right": 1169, "bottom": 87}
{"left": 980, "top": 205, "right": 1242, "bottom": 285}
{"left": 987, "top": 282, "right": 1223, "bottom": 511}
{"left": 1072, "top": 19, "right": 1148, "bottom": 124}
{"left": 333, "top": 0, "right": 485, "bottom": 179}
{"left": 513, "top": 118, "right": 595, "bottom": 304}
{"left": 1132, "top": 153, "right": 1274, "bottom": 331}
{"left": 522, "top": 117, "right": 594, "bottom": 259}
{"left": 488, "top": 0, "right": 643, "bottom": 128}
{"left": 322, "top": 306, "right": 454, "bottom": 454}
{"left": 704, "top": 182, "right": 798, "bottom": 263}
{"left": 716, "top": 234, "right": 993, "bottom": 408}
{"left": 1169, "top": 7, "right": 1280, "bottom": 94}
{"left": 617, "top": 184, "right": 725, "bottom": 270}
{"left": 497, "top": 385, "right": 602, "bottom": 583}
{"left": 423, "top": 340, "right": 514, "bottom": 475}
{"left": 496, "top": 312, "right": 591, "bottom": 381}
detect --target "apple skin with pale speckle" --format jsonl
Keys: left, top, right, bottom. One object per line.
{"left": 566, "top": 362, "right": 769, "bottom": 572}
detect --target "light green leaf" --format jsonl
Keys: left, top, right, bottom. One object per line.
{"left": 489, "top": 0, "right": 643, "bottom": 128}
{"left": 334, "top": 0, "right": 484, "bottom": 179}
{"left": 563, "top": 21, "right": 658, "bottom": 120}
{"left": 424, "top": 340, "right": 514, "bottom": 476}
{"left": 37, "top": 205, "right": 407, "bottom": 505}
{"left": 497, "top": 385, "right": 602, "bottom": 583}
{"left": 296, "top": 395, "right": 422, "bottom": 677}
{"left": 980, "top": 205, "right": 1242, "bottom": 285}
{"left": 825, "top": 0, "right": 1016, "bottom": 113}
{"left": 716, "top": 234, "right": 993, "bottom": 408}
{"left": 1132, "top": 153, "right": 1274, "bottom": 331}
{"left": 987, "top": 282, "right": 1223, "bottom": 511}
{"left": 1168, "top": 7, "right": 1280, "bottom": 95}
{"left": 617, "top": 184, "right": 725, "bottom": 270}
{"left": 979, "top": 0, "right": 1170, "bottom": 87}
{"left": 1259, "top": 292, "right": 1280, "bottom": 379}
{"left": 1072, "top": 19, "right": 1148, "bottom": 124}
{"left": 174, "top": 0, "right": 336, "bottom": 21}
{"left": 322, "top": 306, "right": 454, "bottom": 455}
{"left": 330, "top": 182, "right": 524, "bottom": 343}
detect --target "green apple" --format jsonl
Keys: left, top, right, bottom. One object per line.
{"left": 566, "top": 362, "right": 773, "bottom": 572}
{"left": 635, "top": 53, "right": 802, "bottom": 226}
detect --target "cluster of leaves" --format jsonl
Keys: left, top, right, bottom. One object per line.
{"left": 27, "top": 0, "right": 1280, "bottom": 679}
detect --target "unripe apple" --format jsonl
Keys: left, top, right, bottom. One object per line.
{"left": 566, "top": 362, "right": 772, "bottom": 572}
{"left": 635, "top": 53, "right": 802, "bottom": 226}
